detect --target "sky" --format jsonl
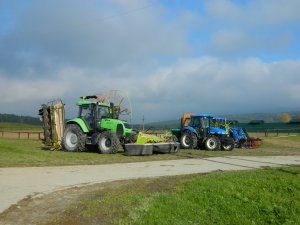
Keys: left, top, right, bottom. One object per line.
{"left": 0, "top": 0, "right": 300, "bottom": 123}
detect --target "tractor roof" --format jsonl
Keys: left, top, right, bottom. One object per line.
{"left": 191, "top": 113, "right": 214, "bottom": 118}
{"left": 214, "top": 117, "right": 225, "bottom": 120}
{"left": 77, "top": 95, "right": 110, "bottom": 107}
{"left": 76, "top": 100, "right": 110, "bottom": 107}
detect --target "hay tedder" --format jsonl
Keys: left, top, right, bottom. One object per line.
{"left": 38, "top": 90, "right": 179, "bottom": 155}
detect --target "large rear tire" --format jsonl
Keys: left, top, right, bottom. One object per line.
{"left": 205, "top": 136, "right": 220, "bottom": 151}
{"left": 98, "top": 131, "right": 119, "bottom": 154}
{"left": 62, "top": 124, "right": 86, "bottom": 152}
{"left": 180, "top": 130, "right": 197, "bottom": 149}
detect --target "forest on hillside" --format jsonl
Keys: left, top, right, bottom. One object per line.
{"left": 0, "top": 113, "right": 41, "bottom": 125}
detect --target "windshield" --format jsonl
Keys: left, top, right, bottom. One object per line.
{"left": 97, "top": 106, "right": 109, "bottom": 119}
{"left": 79, "top": 104, "right": 93, "bottom": 118}
{"left": 190, "top": 117, "right": 201, "bottom": 127}
{"left": 190, "top": 116, "right": 210, "bottom": 128}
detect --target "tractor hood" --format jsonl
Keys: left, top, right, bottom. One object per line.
{"left": 209, "top": 127, "right": 227, "bottom": 135}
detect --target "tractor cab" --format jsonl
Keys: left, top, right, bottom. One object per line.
{"left": 77, "top": 100, "right": 110, "bottom": 131}
{"left": 188, "top": 114, "right": 211, "bottom": 138}
{"left": 74, "top": 96, "right": 132, "bottom": 137}
{"left": 188, "top": 114, "right": 227, "bottom": 137}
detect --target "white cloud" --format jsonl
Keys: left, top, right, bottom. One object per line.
{"left": 0, "top": 76, "right": 66, "bottom": 104}
{"left": 205, "top": 0, "right": 300, "bottom": 27}
{"left": 0, "top": 1, "right": 299, "bottom": 121}
{"left": 0, "top": 57, "right": 299, "bottom": 121}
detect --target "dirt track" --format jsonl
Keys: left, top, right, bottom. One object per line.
{"left": 1, "top": 155, "right": 300, "bottom": 215}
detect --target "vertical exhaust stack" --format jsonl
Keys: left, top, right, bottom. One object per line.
{"left": 110, "top": 102, "right": 115, "bottom": 119}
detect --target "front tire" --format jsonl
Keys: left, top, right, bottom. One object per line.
{"left": 62, "top": 124, "right": 86, "bottom": 152}
{"left": 205, "top": 136, "right": 220, "bottom": 151}
{"left": 180, "top": 130, "right": 197, "bottom": 149}
{"left": 98, "top": 131, "right": 119, "bottom": 154}
{"left": 221, "top": 138, "right": 234, "bottom": 151}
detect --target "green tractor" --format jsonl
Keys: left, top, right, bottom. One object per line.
{"left": 62, "top": 95, "right": 135, "bottom": 153}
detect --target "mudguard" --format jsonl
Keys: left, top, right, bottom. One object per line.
{"left": 66, "top": 118, "right": 89, "bottom": 133}
{"left": 183, "top": 126, "right": 198, "bottom": 136}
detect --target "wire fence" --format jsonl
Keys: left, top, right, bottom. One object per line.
{"left": 264, "top": 128, "right": 300, "bottom": 137}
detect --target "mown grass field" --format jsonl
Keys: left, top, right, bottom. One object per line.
{"left": 0, "top": 122, "right": 42, "bottom": 131}
{"left": 0, "top": 123, "right": 299, "bottom": 225}
{"left": 39, "top": 166, "right": 300, "bottom": 225}
{"left": 0, "top": 134, "right": 299, "bottom": 167}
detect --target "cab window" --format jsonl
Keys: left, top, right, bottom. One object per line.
{"left": 97, "top": 106, "right": 109, "bottom": 119}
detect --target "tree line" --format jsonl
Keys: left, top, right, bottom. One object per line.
{"left": 0, "top": 113, "right": 40, "bottom": 125}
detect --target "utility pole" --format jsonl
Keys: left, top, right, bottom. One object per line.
{"left": 142, "top": 115, "right": 145, "bottom": 131}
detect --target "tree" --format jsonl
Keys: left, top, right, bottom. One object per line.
{"left": 297, "top": 114, "right": 300, "bottom": 119}
{"left": 280, "top": 113, "right": 292, "bottom": 123}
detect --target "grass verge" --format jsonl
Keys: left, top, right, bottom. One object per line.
{"left": 0, "top": 134, "right": 299, "bottom": 167}
{"left": 39, "top": 166, "right": 300, "bottom": 225}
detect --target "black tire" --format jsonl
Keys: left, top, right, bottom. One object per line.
{"left": 221, "top": 138, "right": 234, "bottom": 151}
{"left": 62, "top": 124, "right": 86, "bottom": 152}
{"left": 205, "top": 135, "right": 221, "bottom": 151}
{"left": 98, "top": 131, "right": 119, "bottom": 154}
{"left": 180, "top": 130, "right": 197, "bottom": 149}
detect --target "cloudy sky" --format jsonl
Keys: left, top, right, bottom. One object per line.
{"left": 0, "top": 0, "right": 300, "bottom": 123}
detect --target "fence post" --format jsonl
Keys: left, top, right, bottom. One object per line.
{"left": 27, "top": 132, "right": 30, "bottom": 139}
{"left": 18, "top": 132, "right": 21, "bottom": 139}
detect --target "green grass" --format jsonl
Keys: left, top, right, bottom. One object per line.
{"left": 0, "top": 122, "right": 42, "bottom": 131}
{"left": 0, "top": 134, "right": 299, "bottom": 167}
{"left": 41, "top": 166, "right": 300, "bottom": 225}
{"left": 271, "top": 134, "right": 300, "bottom": 142}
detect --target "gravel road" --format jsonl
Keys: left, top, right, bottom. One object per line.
{"left": 1, "top": 155, "right": 300, "bottom": 213}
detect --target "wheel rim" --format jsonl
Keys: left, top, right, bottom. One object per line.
{"left": 207, "top": 138, "right": 217, "bottom": 149}
{"left": 183, "top": 135, "right": 191, "bottom": 146}
{"left": 65, "top": 131, "right": 78, "bottom": 148}
{"left": 100, "top": 137, "right": 111, "bottom": 151}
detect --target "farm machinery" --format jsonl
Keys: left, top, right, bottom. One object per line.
{"left": 39, "top": 92, "right": 136, "bottom": 153}
{"left": 172, "top": 113, "right": 235, "bottom": 151}
{"left": 212, "top": 118, "right": 262, "bottom": 148}
{"left": 39, "top": 90, "right": 179, "bottom": 155}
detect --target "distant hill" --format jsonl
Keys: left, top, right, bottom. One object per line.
{"left": 0, "top": 113, "right": 40, "bottom": 125}
{"left": 141, "top": 111, "right": 300, "bottom": 130}
{"left": 135, "top": 120, "right": 181, "bottom": 130}
{"left": 1, "top": 110, "right": 299, "bottom": 130}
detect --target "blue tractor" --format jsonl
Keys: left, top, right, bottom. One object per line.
{"left": 172, "top": 114, "right": 235, "bottom": 151}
